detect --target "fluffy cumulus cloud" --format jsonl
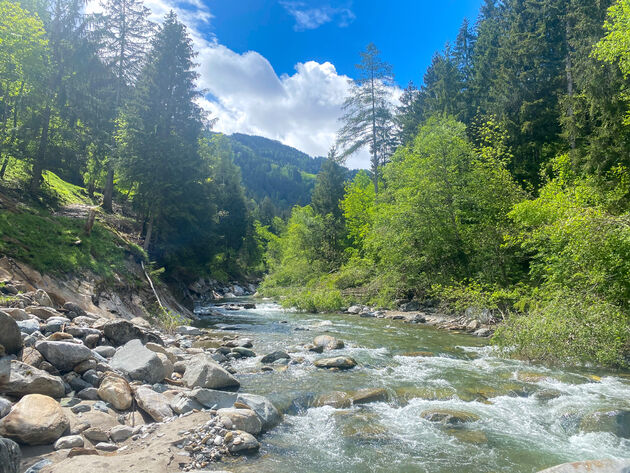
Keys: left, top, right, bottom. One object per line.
{"left": 197, "top": 44, "right": 373, "bottom": 167}
{"left": 280, "top": 1, "right": 355, "bottom": 31}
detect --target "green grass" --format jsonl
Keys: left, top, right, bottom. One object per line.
{"left": 0, "top": 208, "right": 145, "bottom": 281}
{"left": 42, "top": 171, "right": 95, "bottom": 206}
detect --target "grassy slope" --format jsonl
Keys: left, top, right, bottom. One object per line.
{"left": 0, "top": 170, "right": 144, "bottom": 281}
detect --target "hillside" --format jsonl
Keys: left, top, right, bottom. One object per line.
{"left": 223, "top": 133, "right": 327, "bottom": 219}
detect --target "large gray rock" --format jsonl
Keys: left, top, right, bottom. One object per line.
{"left": 536, "top": 459, "right": 630, "bottom": 473}
{"left": 35, "top": 341, "right": 92, "bottom": 372}
{"left": 16, "top": 319, "right": 39, "bottom": 335}
{"left": 313, "top": 335, "right": 344, "bottom": 350}
{"left": 226, "top": 430, "right": 259, "bottom": 453}
{"left": 0, "top": 437, "right": 20, "bottom": 473}
{"left": 1, "top": 308, "right": 29, "bottom": 321}
{"left": 0, "top": 360, "right": 65, "bottom": 398}
{"left": 190, "top": 388, "right": 237, "bottom": 409}
{"left": 110, "top": 339, "right": 165, "bottom": 384}
{"left": 182, "top": 354, "right": 239, "bottom": 390}
{"left": 133, "top": 386, "right": 173, "bottom": 422}
{"left": 217, "top": 408, "right": 261, "bottom": 435}
{"left": 103, "top": 320, "right": 162, "bottom": 347}
{"left": 62, "top": 302, "right": 87, "bottom": 320}
{"left": 0, "top": 312, "right": 21, "bottom": 355}
{"left": 260, "top": 351, "right": 290, "bottom": 364}
{"left": 170, "top": 393, "right": 203, "bottom": 415}
{"left": 0, "top": 394, "right": 69, "bottom": 445}
{"left": 236, "top": 393, "right": 282, "bottom": 432}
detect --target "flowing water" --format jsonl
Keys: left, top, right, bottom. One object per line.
{"left": 195, "top": 301, "right": 630, "bottom": 473}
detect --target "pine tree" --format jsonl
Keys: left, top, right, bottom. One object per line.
{"left": 311, "top": 147, "right": 347, "bottom": 220}
{"left": 96, "top": 0, "right": 152, "bottom": 212}
{"left": 119, "top": 11, "right": 204, "bottom": 252}
{"left": 394, "top": 81, "right": 422, "bottom": 146}
{"left": 337, "top": 43, "right": 396, "bottom": 194}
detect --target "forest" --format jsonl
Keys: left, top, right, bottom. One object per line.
{"left": 260, "top": 0, "right": 630, "bottom": 367}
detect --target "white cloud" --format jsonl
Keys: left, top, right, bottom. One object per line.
{"left": 280, "top": 1, "right": 355, "bottom": 31}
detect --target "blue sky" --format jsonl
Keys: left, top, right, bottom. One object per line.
{"left": 114, "top": 0, "right": 484, "bottom": 167}
{"left": 206, "top": 0, "right": 483, "bottom": 87}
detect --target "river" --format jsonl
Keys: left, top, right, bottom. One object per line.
{"left": 195, "top": 301, "right": 630, "bottom": 473}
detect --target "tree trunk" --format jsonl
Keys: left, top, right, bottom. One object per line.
{"left": 31, "top": 104, "right": 51, "bottom": 193}
{"left": 84, "top": 209, "right": 96, "bottom": 236}
{"left": 102, "top": 167, "right": 114, "bottom": 212}
{"left": 0, "top": 157, "right": 8, "bottom": 179}
{"left": 143, "top": 214, "right": 154, "bottom": 252}
{"left": 370, "top": 70, "right": 379, "bottom": 195}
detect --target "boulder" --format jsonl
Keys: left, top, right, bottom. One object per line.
{"left": 32, "top": 290, "right": 53, "bottom": 307}
{"left": 16, "top": 319, "right": 40, "bottom": 335}
{"left": 313, "top": 335, "right": 344, "bottom": 350}
{"left": 97, "top": 375, "right": 132, "bottom": 411}
{"left": 110, "top": 339, "right": 165, "bottom": 384}
{"left": 170, "top": 393, "right": 203, "bottom": 415}
{"left": 53, "top": 435, "right": 84, "bottom": 450}
{"left": 0, "top": 360, "right": 65, "bottom": 398}
{"left": 232, "top": 347, "right": 256, "bottom": 358}
{"left": 156, "top": 353, "right": 173, "bottom": 379}
{"left": 0, "top": 437, "right": 20, "bottom": 473}
{"left": 176, "top": 326, "right": 202, "bottom": 336}
{"left": 103, "top": 320, "right": 162, "bottom": 346}
{"left": 236, "top": 393, "right": 282, "bottom": 431}
{"left": 0, "top": 394, "right": 69, "bottom": 445}
{"left": 1, "top": 308, "right": 29, "bottom": 321}
{"left": 260, "top": 351, "right": 290, "bottom": 364}
{"left": 145, "top": 342, "right": 176, "bottom": 364}
{"left": 347, "top": 305, "right": 363, "bottom": 314}
{"left": 0, "top": 312, "right": 21, "bottom": 355}
{"left": 420, "top": 409, "right": 480, "bottom": 425}
{"left": 25, "top": 307, "right": 60, "bottom": 320}
{"left": 182, "top": 354, "right": 239, "bottom": 390}
{"left": 21, "top": 346, "right": 44, "bottom": 367}
{"left": 190, "top": 388, "right": 237, "bottom": 409}
{"left": 536, "top": 459, "right": 630, "bottom": 473}
{"left": 351, "top": 388, "right": 388, "bottom": 405}
{"left": 314, "top": 356, "right": 357, "bottom": 370}
{"left": 35, "top": 341, "right": 92, "bottom": 372}
{"left": 63, "top": 302, "right": 87, "bottom": 320}
{"left": 226, "top": 430, "right": 260, "bottom": 453}
{"left": 580, "top": 409, "right": 630, "bottom": 438}
{"left": 83, "top": 427, "right": 110, "bottom": 443}
{"left": 44, "top": 317, "right": 71, "bottom": 333}
{"left": 400, "top": 301, "right": 420, "bottom": 312}
{"left": 109, "top": 425, "right": 133, "bottom": 443}
{"left": 133, "top": 386, "right": 173, "bottom": 422}
{"left": 314, "top": 391, "right": 352, "bottom": 408}
{"left": 217, "top": 408, "right": 262, "bottom": 435}
{"left": 93, "top": 346, "right": 115, "bottom": 358}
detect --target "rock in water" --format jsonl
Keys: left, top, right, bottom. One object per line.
{"left": 0, "top": 312, "right": 21, "bottom": 355}
{"left": 226, "top": 430, "right": 260, "bottom": 453}
{"left": 536, "top": 459, "right": 630, "bottom": 473}
{"left": 260, "top": 351, "right": 290, "bottom": 364}
{"left": 580, "top": 409, "right": 630, "bottom": 438}
{"left": 217, "top": 408, "right": 262, "bottom": 435}
{"left": 110, "top": 339, "right": 165, "bottom": 384}
{"left": 0, "top": 360, "right": 65, "bottom": 398}
{"left": 97, "top": 374, "right": 132, "bottom": 410}
{"left": 182, "top": 354, "right": 240, "bottom": 389}
{"left": 420, "top": 409, "right": 480, "bottom": 425}
{"left": 313, "top": 335, "right": 344, "bottom": 350}
{"left": 351, "top": 388, "right": 388, "bottom": 405}
{"left": 0, "top": 437, "right": 20, "bottom": 473}
{"left": 35, "top": 341, "right": 92, "bottom": 372}
{"left": 235, "top": 393, "right": 282, "bottom": 432}
{"left": 133, "top": 386, "right": 173, "bottom": 422}
{"left": 314, "top": 356, "right": 357, "bottom": 370}
{"left": 0, "top": 394, "right": 69, "bottom": 445}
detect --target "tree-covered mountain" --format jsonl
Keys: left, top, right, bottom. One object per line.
{"left": 220, "top": 133, "right": 348, "bottom": 222}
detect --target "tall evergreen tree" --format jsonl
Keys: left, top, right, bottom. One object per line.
{"left": 337, "top": 43, "right": 396, "bottom": 194}
{"left": 118, "top": 11, "right": 204, "bottom": 252}
{"left": 96, "top": 0, "right": 152, "bottom": 212}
